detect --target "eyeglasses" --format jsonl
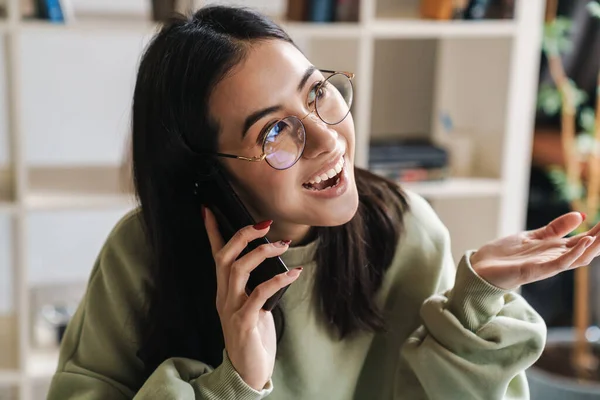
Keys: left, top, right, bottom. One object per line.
{"left": 214, "top": 69, "right": 354, "bottom": 170}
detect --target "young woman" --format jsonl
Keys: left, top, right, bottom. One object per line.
{"left": 47, "top": 6, "right": 600, "bottom": 399}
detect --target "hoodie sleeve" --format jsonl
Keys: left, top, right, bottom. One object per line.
{"left": 47, "top": 211, "right": 273, "bottom": 400}
{"left": 400, "top": 193, "right": 547, "bottom": 400}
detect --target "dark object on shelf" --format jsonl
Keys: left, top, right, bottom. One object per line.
{"left": 463, "top": 0, "right": 514, "bottom": 20}
{"left": 35, "top": 0, "right": 65, "bottom": 22}
{"left": 420, "top": 0, "right": 454, "bottom": 20}
{"left": 335, "top": 0, "right": 359, "bottom": 22}
{"left": 308, "top": 0, "right": 335, "bottom": 22}
{"left": 369, "top": 138, "right": 449, "bottom": 183}
{"left": 151, "top": 0, "right": 176, "bottom": 22}
{"left": 287, "top": 0, "right": 308, "bottom": 21}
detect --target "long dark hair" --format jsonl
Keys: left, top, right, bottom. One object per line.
{"left": 132, "top": 6, "right": 408, "bottom": 377}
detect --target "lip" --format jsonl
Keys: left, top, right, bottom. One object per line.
{"left": 302, "top": 159, "right": 349, "bottom": 199}
{"left": 303, "top": 152, "right": 345, "bottom": 184}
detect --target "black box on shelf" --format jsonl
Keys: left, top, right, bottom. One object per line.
{"left": 369, "top": 138, "right": 449, "bottom": 183}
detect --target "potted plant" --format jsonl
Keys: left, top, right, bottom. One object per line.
{"left": 526, "top": 1, "right": 600, "bottom": 398}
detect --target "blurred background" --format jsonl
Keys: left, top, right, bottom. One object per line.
{"left": 1, "top": 0, "right": 599, "bottom": 398}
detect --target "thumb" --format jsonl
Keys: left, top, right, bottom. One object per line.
{"left": 529, "top": 211, "right": 584, "bottom": 240}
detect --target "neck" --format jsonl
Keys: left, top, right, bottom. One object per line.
{"left": 266, "top": 221, "right": 314, "bottom": 247}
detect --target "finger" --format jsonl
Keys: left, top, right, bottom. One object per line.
{"left": 204, "top": 206, "right": 225, "bottom": 256}
{"left": 218, "top": 220, "right": 273, "bottom": 268}
{"left": 228, "top": 241, "right": 291, "bottom": 307}
{"left": 529, "top": 212, "right": 584, "bottom": 240}
{"left": 572, "top": 236, "right": 600, "bottom": 267}
{"left": 240, "top": 268, "right": 303, "bottom": 315}
{"left": 540, "top": 236, "right": 594, "bottom": 274}
{"left": 566, "top": 220, "right": 600, "bottom": 246}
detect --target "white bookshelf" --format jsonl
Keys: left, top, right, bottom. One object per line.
{"left": 0, "top": 0, "right": 546, "bottom": 398}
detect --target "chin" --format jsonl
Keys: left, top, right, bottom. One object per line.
{"left": 314, "top": 186, "right": 359, "bottom": 227}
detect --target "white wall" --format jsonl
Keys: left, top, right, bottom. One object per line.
{"left": 27, "top": 209, "right": 130, "bottom": 286}
{"left": 19, "top": 30, "right": 152, "bottom": 166}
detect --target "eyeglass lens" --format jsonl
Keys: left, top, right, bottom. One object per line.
{"left": 263, "top": 73, "right": 353, "bottom": 170}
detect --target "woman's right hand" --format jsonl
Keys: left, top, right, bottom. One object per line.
{"left": 203, "top": 206, "right": 302, "bottom": 391}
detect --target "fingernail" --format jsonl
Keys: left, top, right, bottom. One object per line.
{"left": 581, "top": 212, "right": 587, "bottom": 220}
{"left": 286, "top": 267, "right": 303, "bottom": 278}
{"left": 253, "top": 220, "right": 273, "bottom": 230}
{"left": 201, "top": 205, "right": 206, "bottom": 221}
{"left": 273, "top": 240, "right": 292, "bottom": 248}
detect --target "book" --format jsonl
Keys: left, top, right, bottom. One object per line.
{"left": 287, "top": 0, "right": 308, "bottom": 21}
{"left": 308, "top": 0, "right": 335, "bottom": 22}
{"left": 334, "top": 0, "right": 359, "bottom": 22}
{"left": 37, "top": 0, "right": 64, "bottom": 22}
{"left": 369, "top": 139, "right": 449, "bottom": 183}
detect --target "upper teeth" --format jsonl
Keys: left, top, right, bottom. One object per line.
{"left": 307, "top": 157, "right": 345, "bottom": 184}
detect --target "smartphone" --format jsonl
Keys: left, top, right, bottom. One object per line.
{"left": 201, "top": 163, "right": 290, "bottom": 311}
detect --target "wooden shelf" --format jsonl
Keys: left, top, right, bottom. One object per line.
{"left": 26, "top": 167, "right": 135, "bottom": 211}
{"left": 371, "top": 19, "right": 517, "bottom": 39}
{"left": 0, "top": 370, "right": 20, "bottom": 385}
{"left": 0, "top": 202, "right": 17, "bottom": 214}
{"left": 400, "top": 178, "right": 503, "bottom": 199}
{"left": 10, "top": 18, "right": 517, "bottom": 39}
{"left": 27, "top": 350, "right": 58, "bottom": 380}
{"left": 281, "top": 21, "right": 362, "bottom": 39}
{"left": 19, "top": 18, "right": 159, "bottom": 33}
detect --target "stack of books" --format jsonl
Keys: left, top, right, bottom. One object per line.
{"left": 369, "top": 139, "right": 449, "bottom": 183}
{"left": 287, "top": 0, "right": 359, "bottom": 23}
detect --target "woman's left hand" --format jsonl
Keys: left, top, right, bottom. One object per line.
{"left": 471, "top": 212, "right": 600, "bottom": 290}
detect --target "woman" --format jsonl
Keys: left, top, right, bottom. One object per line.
{"left": 47, "top": 6, "right": 600, "bottom": 399}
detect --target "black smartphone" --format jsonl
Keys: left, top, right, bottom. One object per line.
{"left": 201, "top": 163, "right": 290, "bottom": 311}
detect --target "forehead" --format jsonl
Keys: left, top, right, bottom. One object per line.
{"left": 209, "top": 40, "right": 312, "bottom": 128}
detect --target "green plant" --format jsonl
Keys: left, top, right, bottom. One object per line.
{"left": 537, "top": 0, "right": 600, "bottom": 378}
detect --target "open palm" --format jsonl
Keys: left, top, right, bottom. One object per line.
{"left": 471, "top": 212, "right": 600, "bottom": 290}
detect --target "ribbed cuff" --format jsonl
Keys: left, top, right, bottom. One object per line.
{"left": 446, "top": 250, "right": 511, "bottom": 332}
{"left": 200, "top": 350, "right": 273, "bottom": 399}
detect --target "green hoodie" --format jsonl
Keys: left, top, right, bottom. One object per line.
{"left": 47, "top": 190, "right": 546, "bottom": 399}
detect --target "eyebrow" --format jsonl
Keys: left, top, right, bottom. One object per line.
{"left": 241, "top": 66, "right": 317, "bottom": 139}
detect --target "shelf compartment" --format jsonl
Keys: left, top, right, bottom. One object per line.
{"left": 0, "top": 370, "right": 20, "bottom": 385}
{"left": 0, "top": 314, "right": 18, "bottom": 372}
{"left": 28, "top": 349, "right": 58, "bottom": 380}
{"left": 400, "top": 177, "right": 502, "bottom": 199}
{"left": 282, "top": 22, "right": 362, "bottom": 39}
{"left": 371, "top": 19, "right": 517, "bottom": 39}
{"left": 26, "top": 166, "right": 135, "bottom": 210}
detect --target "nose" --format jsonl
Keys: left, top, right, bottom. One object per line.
{"left": 300, "top": 112, "right": 338, "bottom": 160}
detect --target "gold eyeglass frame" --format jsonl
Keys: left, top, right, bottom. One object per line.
{"left": 214, "top": 69, "right": 355, "bottom": 170}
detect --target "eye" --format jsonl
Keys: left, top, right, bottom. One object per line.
{"left": 307, "top": 81, "right": 325, "bottom": 106}
{"left": 259, "top": 119, "right": 291, "bottom": 144}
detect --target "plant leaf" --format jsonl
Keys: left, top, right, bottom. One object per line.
{"left": 567, "top": 79, "right": 589, "bottom": 108}
{"left": 543, "top": 17, "right": 573, "bottom": 56}
{"left": 547, "top": 167, "right": 584, "bottom": 202}
{"left": 580, "top": 107, "right": 596, "bottom": 133}
{"left": 577, "top": 132, "right": 595, "bottom": 156}
{"left": 588, "top": 1, "right": 600, "bottom": 19}
{"left": 537, "top": 83, "right": 562, "bottom": 115}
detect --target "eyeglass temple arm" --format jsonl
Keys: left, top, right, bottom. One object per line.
{"left": 215, "top": 152, "right": 266, "bottom": 162}
{"left": 319, "top": 69, "right": 355, "bottom": 80}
